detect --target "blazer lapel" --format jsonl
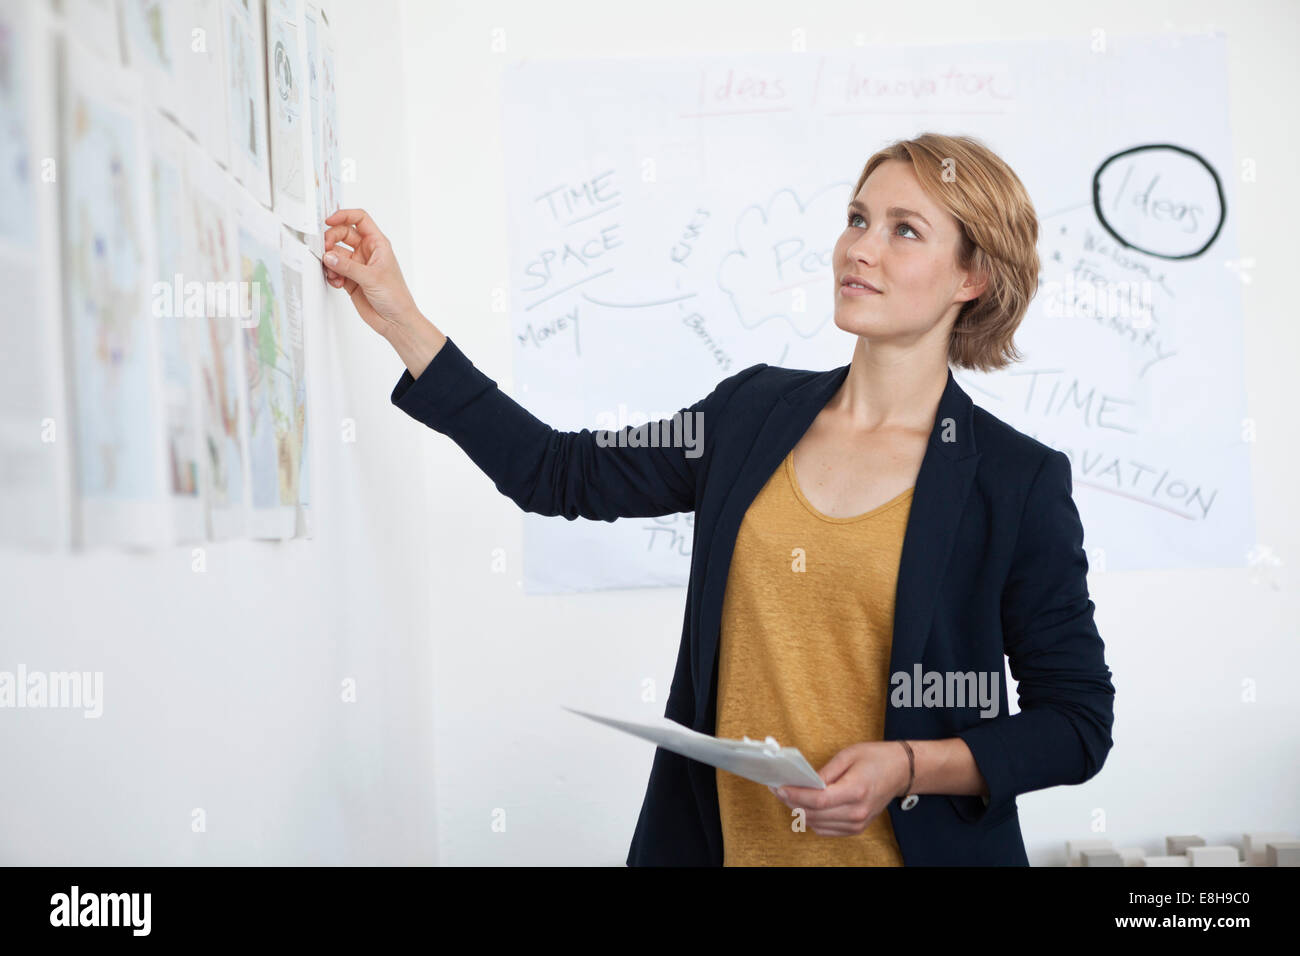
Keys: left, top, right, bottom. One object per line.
{"left": 882, "top": 372, "right": 981, "bottom": 739}
{"left": 693, "top": 363, "right": 982, "bottom": 736}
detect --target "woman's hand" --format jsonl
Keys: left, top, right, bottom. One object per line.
{"left": 768, "top": 741, "right": 910, "bottom": 836}
{"left": 321, "top": 208, "right": 421, "bottom": 339}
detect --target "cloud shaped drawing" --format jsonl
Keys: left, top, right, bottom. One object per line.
{"left": 717, "top": 183, "right": 849, "bottom": 339}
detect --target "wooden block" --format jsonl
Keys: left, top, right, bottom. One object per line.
{"left": 1265, "top": 841, "right": 1300, "bottom": 867}
{"left": 1188, "top": 845, "right": 1239, "bottom": 867}
{"left": 1117, "top": 847, "right": 1146, "bottom": 867}
{"left": 1141, "top": 855, "right": 1191, "bottom": 867}
{"left": 1066, "top": 838, "right": 1114, "bottom": 866}
{"left": 1081, "top": 849, "right": 1123, "bottom": 866}
{"left": 1166, "top": 835, "right": 1205, "bottom": 856}
{"left": 1244, "top": 832, "right": 1294, "bottom": 867}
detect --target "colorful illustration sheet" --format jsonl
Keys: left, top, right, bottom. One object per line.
{"left": 184, "top": 138, "right": 250, "bottom": 541}
{"left": 278, "top": 229, "right": 311, "bottom": 538}
{"left": 0, "top": 0, "right": 73, "bottom": 550}
{"left": 235, "top": 192, "right": 307, "bottom": 539}
{"left": 120, "top": 0, "right": 183, "bottom": 125}
{"left": 304, "top": 0, "right": 339, "bottom": 257}
{"left": 145, "top": 108, "right": 206, "bottom": 542}
{"left": 265, "top": 0, "right": 315, "bottom": 234}
{"left": 59, "top": 32, "right": 172, "bottom": 549}
{"left": 223, "top": 0, "right": 271, "bottom": 206}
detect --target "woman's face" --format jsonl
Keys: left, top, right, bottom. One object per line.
{"left": 832, "top": 159, "right": 984, "bottom": 351}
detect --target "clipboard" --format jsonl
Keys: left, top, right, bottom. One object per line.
{"left": 563, "top": 706, "right": 826, "bottom": 790}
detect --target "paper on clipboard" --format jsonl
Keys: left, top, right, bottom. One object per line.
{"left": 563, "top": 707, "right": 826, "bottom": 790}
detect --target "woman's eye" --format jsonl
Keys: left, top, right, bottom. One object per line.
{"left": 845, "top": 213, "right": 918, "bottom": 239}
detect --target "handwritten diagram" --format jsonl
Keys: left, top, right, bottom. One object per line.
{"left": 503, "top": 35, "right": 1251, "bottom": 592}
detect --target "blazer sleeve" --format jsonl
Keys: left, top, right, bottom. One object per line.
{"left": 390, "top": 336, "right": 766, "bottom": 521}
{"left": 954, "top": 448, "right": 1116, "bottom": 823}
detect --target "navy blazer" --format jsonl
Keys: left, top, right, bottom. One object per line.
{"left": 391, "top": 337, "right": 1116, "bottom": 866}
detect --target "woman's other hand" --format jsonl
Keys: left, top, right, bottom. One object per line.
{"left": 768, "top": 741, "right": 910, "bottom": 836}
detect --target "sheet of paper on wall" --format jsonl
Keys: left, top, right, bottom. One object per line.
{"left": 144, "top": 108, "right": 207, "bottom": 544}
{"left": 61, "top": 0, "right": 121, "bottom": 65}
{"left": 183, "top": 137, "right": 251, "bottom": 542}
{"left": 304, "top": 0, "right": 340, "bottom": 259}
{"left": 562, "top": 707, "right": 826, "bottom": 790}
{"left": 59, "top": 30, "right": 174, "bottom": 550}
{"left": 184, "top": 0, "right": 232, "bottom": 170}
{"left": 293, "top": 232, "right": 323, "bottom": 539}
{"left": 223, "top": 0, "right": 271, "bottom": 207}
{"left": 0, "top": 0, "right": 73, "bottom": 551}
{"left": 235, "top": 191, "right": 294, "bottom": 539}
{"left": 120, "top": 0, "right": 186, "bottom": 128}
{"left": 278, "top": 228, "right": 311, "bottom": 539}
{"left": 265, "top": 0, "right": 317, "bottom": 235}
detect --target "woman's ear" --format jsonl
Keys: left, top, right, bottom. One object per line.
{"left": 960, "top": 268, "right": 990, "bottom": 304}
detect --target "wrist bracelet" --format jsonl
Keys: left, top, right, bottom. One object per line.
{"left": 898, "top": 739, "right": 915, "bottom": 798}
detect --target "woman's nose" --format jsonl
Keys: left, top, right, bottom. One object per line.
{"left": 846, "top": 229, "right": 883, "bottom": 264}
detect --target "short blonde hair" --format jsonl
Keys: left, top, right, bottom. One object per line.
{"left": 853, "top": 133, "right": 1040, "bottom": 372}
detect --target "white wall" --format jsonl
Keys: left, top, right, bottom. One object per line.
{"left": 397, "top": 0, "right": 1299, "bottom": 865}
{"left": 0, "top": 0, "right": 437, "bottom": 864}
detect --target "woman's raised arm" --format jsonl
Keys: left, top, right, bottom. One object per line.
{"left": 389, "top": 331, "right": 763, "bottom": 520}
{"left": 320, "top": 207, "right": 765, "bottom": 520}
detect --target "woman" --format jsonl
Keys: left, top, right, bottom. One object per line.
{"left": 320, "top": 132, "right": 1116, "bottom": 866}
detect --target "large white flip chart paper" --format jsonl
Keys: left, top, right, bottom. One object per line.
{"left": 502, "top": 34, "right": 1252, "bottom": 593}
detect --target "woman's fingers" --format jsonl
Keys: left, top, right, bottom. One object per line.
{"left": 324, "top": 208, "right": 386, "bottom": 245}
{"left": 323, "top": 223, "right": 362, "bottom": 248}
{"left": 321, "top": 210, "right": 418, "bottom": 332}
{"left": 323, "top": 213, "right": 380, "bottom": 291}
{"left": 321, "top": 244, "right": 361, "bottom": 289}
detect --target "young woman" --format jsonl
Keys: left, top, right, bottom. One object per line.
{"left": 321, "top": 133, "right": 1116, "bottom": 867}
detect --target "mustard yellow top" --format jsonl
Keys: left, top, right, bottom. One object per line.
{"left": 715, "top": 448, "right": 914, "bottom": 866}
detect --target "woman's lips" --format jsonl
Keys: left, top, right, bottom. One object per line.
{"left": 840, "top": 284, "right": 881, "bottom": 297}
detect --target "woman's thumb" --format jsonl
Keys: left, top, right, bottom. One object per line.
{"left": 323, "top": 248, "right": 372, "bottom": 285}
